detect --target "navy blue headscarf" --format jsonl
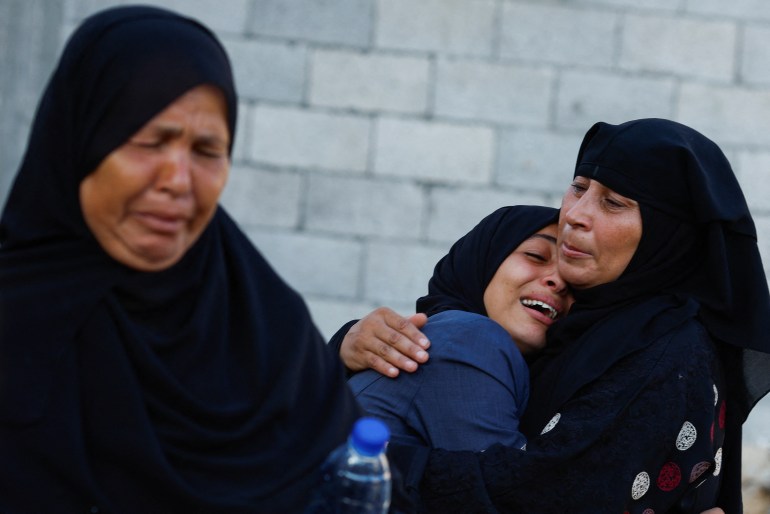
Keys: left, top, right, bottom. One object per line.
{"left": 523, "top": 118, "right": 770, "bottom": 513}
{"left": 416, "top": 205, "right": 560, "bottom": 317}
{"left": 0, "top": 6, "right": 358, "bottom": 512}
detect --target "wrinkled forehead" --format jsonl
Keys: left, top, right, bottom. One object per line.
{"left": 63, "top": 6, "right": 237, "bottom": 176}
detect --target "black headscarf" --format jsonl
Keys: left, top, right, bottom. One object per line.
{"left": 522, "top": 118, "right": 770, "bottom": 512}
{"left": 416, "top": 205, "right": 560, "bottom": 317}
{"left": 0, "top": 6, "right": 358, "bottom": 513}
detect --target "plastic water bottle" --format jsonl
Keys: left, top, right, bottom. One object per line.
{"left": 306, "top": 417, "right": 392, "bottom": 514}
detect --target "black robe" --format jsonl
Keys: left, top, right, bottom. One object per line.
{"left": 414, "top": 119, "right": 770, "bottom": 513}
{"left": 0, "top": 6, "right": 360, "bottom": 513}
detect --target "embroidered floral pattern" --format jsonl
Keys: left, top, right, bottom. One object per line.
{"left": 656, "top": 462, "right": 681, "bottom": 492}
{"left": 689, "top": 461, "right": 711, "bottom": 483}
{"left": 631, "top": 471, "right": 650, "bottom": 500}
{"left": 540, "top": 413, "right": 561, "bottom": 435}
{"left": 419, "top": 327, "right": 727, "bottom": 514}
{"left": 675, "top": 421, "right": 697, "bottom": 450}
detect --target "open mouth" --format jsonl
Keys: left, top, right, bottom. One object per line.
{"left": 521, "top": 299, "right": 559, "bottom": 320}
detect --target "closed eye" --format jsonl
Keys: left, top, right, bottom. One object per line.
{"left": 570, "top": 181, "right": 587, "bottom": 195}
{"left": 195, "top": 146, "right": 226, "bottom": 158}
{"left": 130, "top": 139, "right": 163, "bottom": 149}
{"left": 525, "top": 252, "right": 547, "bottom": 262}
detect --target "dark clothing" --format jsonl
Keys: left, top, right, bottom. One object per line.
{"left": 350, "top": 310, "right": 529, "bottom": 452}
{"left": 570, "top": 119, "right": 770, "bottom": 423}
{"left": 419, "top": 303, "right": 725, "bottom": 513}
{"left": 0, "top": 6, "right": 360, "bottom": 513}
{"left": 410, "top": 119, "right": 770, "bottom": 513}
{"left": 557, "top": 118, "right": 770, "bottom": 512}
{"left": 416, "top": 206, "right": 560, "bottom": 317}
{"left": 330, "top": 206, "right": 559, "bottom": 365}
{"left": 330, "top": 205, "right": 559, "bottom": 509}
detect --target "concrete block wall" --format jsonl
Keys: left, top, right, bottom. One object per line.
{"left": 60, "top": 0, "right": 770, "bottom": 342}
{"left": 3, "top": 0, "right": 769, "bottom": 450}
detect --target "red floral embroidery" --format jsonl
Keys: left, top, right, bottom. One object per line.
{"left": 657, "top": 462, "right": 681, "bottom": 491}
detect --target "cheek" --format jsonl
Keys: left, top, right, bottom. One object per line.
{"left": 615, "top": 222, "right": 642, "bottom": 255}
{"left": 80, "top": 175, "right": 121, "bottom": 231}
{"left": 192, "top": 170, "right": 228, "bottom": 219}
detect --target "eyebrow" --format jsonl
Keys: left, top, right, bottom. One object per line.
{"left": 146, "top": 125, "right": 229, "bottom": 147}
{"left": 529, "top": 233, "right": 557, "bottom": 244}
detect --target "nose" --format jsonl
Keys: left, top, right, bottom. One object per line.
{"left": 542, "top": 265, "right": 568, "bottom": 294}
{"left": 156, "top": 149, "right": 192, "bottom": 196}
{"left": 563, "top": 192, "right": 592, "bottom": 230}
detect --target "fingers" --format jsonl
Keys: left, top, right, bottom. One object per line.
{"left": 339, "top": 307, "right": 431, "bottom": 378}
{"left": 408, "top": 312, "right": 428, "bottom": 329}
{"left": 377, "top": 308, "right": 430, "bottom": 364}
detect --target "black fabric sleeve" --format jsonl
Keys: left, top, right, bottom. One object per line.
{"left": 327, "top": 319, "right": 359, "bottom": 377}
{"left": 387, "top": 442, "right": 432, "bottom": 514}
{"left": 417, "top": 321, "right": 724, "bottom": 514}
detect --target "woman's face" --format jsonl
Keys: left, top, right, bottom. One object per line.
{"left": 79, "top": 85, "right": 230, "bottom": 271}
{"left": 557, "top": 176, "right": 642, "bottom": 289}
{"left": 483, "top": 224, "right": 574, "bottom": 354}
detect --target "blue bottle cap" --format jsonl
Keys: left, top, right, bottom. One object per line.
{"left": 350, "top": 417, "right": 390, "bottom": 457}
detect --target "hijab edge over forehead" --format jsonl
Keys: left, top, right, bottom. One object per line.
{"left": 541, "top": 118, "right": 770, "bottom": 425}
{"left": 0, "top": 6, "right": 358, "bottom": 510}
{"left": 571, "top": 118, "right": 770, "bottom": 351}
{"left": 530, "top": 119, "right": 770, "bottom": 512}
{"left": 1, "top": 5, "right": 237, "bottom": 251}
{"left": 416, "top": 205, "right": 559, "bottom": 317}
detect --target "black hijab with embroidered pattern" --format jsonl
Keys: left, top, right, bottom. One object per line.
{"left": 524, "top": 118, "right": 770, "bottom": 513}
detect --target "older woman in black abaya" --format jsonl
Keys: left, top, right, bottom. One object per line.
{"left": 0, "top": 6, "right": 362, "bottom": 513}
{"left": 393, "top": 119, "right": 770, "bottom": 513}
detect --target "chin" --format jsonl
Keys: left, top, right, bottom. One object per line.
{"left": 515, "top": 335, "right": 546, "bottom": 355}
{"left": 107, "top": 244, "right": 186, "bottom": 272}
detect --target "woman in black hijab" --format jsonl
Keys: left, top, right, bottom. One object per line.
{"left": 409, "top": 118, "right": 770, "bottom": 512}
{"left": 338, "top": 118, "right": 768, "bottom": 513}
{"left": 347, "top": 206, "right": 571, "bottom": 453}
{"left": 0, "top": 6, "right": 360, "bottom": 513}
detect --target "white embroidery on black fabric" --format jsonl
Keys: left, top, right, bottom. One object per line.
{"left": 713, "top": 384, "right": 718, "bottom": 406}
{"left": 540, "top": 413, "right": 561, "bottom": 435}
{"left": 713, "top": 448, "right": 723, "bottom": 476}
{"left": 676, "top": 421, "right": 697, "bottom": 450}
{"left": 631, "top": 471, "right": 650, "bottom": 500}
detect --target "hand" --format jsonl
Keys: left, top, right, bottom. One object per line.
{"left": 700, "top": 509, "right": 724, "bottom": 514}
{"left": 340, "top": 307, "right": 430, "bottom": 377}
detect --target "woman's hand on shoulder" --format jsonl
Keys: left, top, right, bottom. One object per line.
{"left": 340, "top": 307, "right": 430, "bottom": 377}
{"left": 699, "top": 509, "right": 724, "bottom": 514}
